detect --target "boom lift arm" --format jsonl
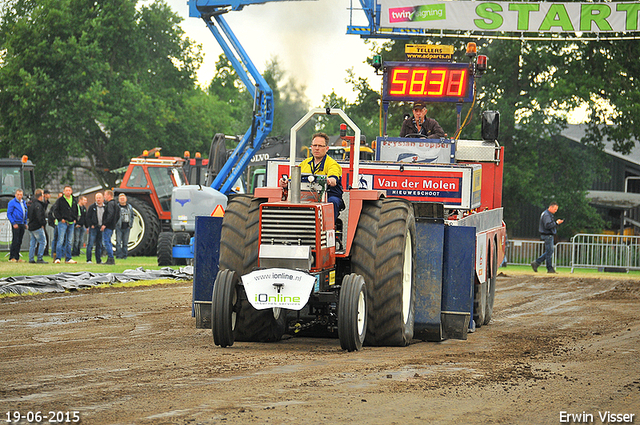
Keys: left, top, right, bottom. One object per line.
{"left": 188, "top": 1, "right": 293, "bottom": 194}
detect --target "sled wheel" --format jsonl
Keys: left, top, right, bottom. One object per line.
{"left": 473, "top": 276, "right": 487, "bottom": 328}
{"left": 211, "top": 269, "right": 239, "bottom": 348}
{"left": 338, "top": 273, "right": 367, "bottom": 352}
{"left": 484, "top": 242, "right": 498, "bottom": 325}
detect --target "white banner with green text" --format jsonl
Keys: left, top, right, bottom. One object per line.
{"left": 381, "top": 1, "right": 640, "bottom": 33}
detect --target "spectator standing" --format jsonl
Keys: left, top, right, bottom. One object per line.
{"left": 41, "top": 189, "right": 51, "bottom": 257}
{"left": 115, "top": 194, "right": 134, "bottom": 260}
{"left": 101, "top": 190, "right": 118, "bottom": 265}
{"left": 52, "top": 185, "right": 78, "bottom": 264}
{"left": 85, "top": 193, "right": 105, "bottom": 264}
{"left": 48, "top": 191, "right": 62, "bottom": 261}
{"left": 7, "top": 189, "right": 28, "bottom": 262}
{"left": 531, "top": 202, "right": 564, "bottom": 274}
{"left": 27, "top": 189, "right": 48, "bottom": 264}
{"left": 71, "top": 196, "right": 88, "bottom": 257}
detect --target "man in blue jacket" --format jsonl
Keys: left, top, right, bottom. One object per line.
{"left": 7, "top": 189, "right": 28, "bottom": 262}
{"left": 531, "top": 202, "right": 564, "bottom": 274}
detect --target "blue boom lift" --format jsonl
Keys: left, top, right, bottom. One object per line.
{"left": 166, "top": 1, "right": 290, "bottom": 263}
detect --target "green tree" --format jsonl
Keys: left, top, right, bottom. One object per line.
{"left": 476, "top": 38, "right": 609, "bottom": 235}
{"left": 573, "top": 40, "right": 640, "bottom": 154}
{"left": 207, "top": 54, "right": 253, "bottom": 137}
{"left": 207, "top": 54, "right": 311, "bottom": 150}
{"left": 0, "top": 0, "right": 206, "bottom": 188}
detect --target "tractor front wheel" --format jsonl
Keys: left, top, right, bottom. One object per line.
{"left": 218, "top": 195, "right": 286, "bottom": 343}
{"left": 338, "top": 274, "right": 367, "bottom": 352}
{"left": 211, "top": 269, "right": 239, "bottom": 348}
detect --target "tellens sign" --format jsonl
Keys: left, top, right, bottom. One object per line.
{"left": 383, "top": 1, "right": 640, "bottom": 33}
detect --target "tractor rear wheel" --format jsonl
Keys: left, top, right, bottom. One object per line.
{"left": 338, "top": 274, "right": 367, "bottom": 352}
{"left": 368, "top": 198, "right": 416, "bottom": 346}
{"left": 218, "top": 195, "right": 286, "bottom": 343}
{"left": 351, "top": 200, "right": 381, "bottom": 303}
{"left": 219, "top": 195, "right": 253, "bottom": 273}
{"left": 211, "top": 269, "right": 239, "bottom": 348}
{"left": 127, "top": 197, "right": 160, "bottom": 257}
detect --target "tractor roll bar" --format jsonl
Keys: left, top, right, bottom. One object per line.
{"left": 289, "top": 108, "right": 361, "bottom": 190}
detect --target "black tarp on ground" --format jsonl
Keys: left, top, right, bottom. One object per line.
{"left": 0, "top": 266, "right": 193, "bottom": 295}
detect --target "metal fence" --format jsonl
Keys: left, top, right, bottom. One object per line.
{"left": 570, "top": 233, "right": 640, "bottom": 272}
{"left": 507, "top": 234, "right": 640, "bottom": 272}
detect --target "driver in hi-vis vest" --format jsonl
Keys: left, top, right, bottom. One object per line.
{"left": 280, "top": 132, "right": 344, "bottom": 222}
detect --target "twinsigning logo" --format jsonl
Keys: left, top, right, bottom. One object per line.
{"left": 389, "top": 5, "right": 446, "bottom": 23}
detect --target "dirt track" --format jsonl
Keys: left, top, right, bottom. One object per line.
{"left": 1, "top": 272, "right": 639, "bottom": 424}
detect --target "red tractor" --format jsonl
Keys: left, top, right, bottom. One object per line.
{"left": 211, "top": 109, "right": 379, "bottom": 351}
{"left": 202, "top": 103, "right": 505, "bottom": 351}
{"left": 205, "top": 102, "right": 508, "bottom": 351}
{"left": 114, "top": 148, "right": 189, "bottom": 256}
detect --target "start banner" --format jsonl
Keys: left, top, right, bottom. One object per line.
{"left": 381, "top": 1, "right": 640, "bottom": 33}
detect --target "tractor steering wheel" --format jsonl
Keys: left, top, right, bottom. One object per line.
{"left": 403, "top": 133, "right": 428, "bottom": 139}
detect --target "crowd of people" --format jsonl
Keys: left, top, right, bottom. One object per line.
{"left": 7, "top": 186, "right": 133, "bottom": 264}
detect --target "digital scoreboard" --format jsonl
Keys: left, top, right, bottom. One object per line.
{"left": 382, "top": 61, "right": 474, "bottom": 103}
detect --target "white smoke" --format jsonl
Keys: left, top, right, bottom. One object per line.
{"left": 165, "top": 0, "right": 375, "bottom": 105}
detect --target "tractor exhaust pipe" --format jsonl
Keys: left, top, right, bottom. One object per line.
{"left": 290, "top": 166, "right": 301, "bottom": 204}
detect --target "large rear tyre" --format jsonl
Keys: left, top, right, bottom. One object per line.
{"left": 338, "top": 274, "right": 368, "bottom": 352}
{"left": 219, "top": 195, "right": 253, "bottom": 273}
{"left": 234, "top": 306, "right": 286, "bottom": 342}
{"left": 127, "top": 197, "right": 160, "bottom": 257}
{"left": 218, "top": 195, "right": 286, "bottom": 343}
{"left": 351, "top": 200, "right": 381, "bottom": 303}
{"left": 368, "top": 198, "right": 416, "bottom": 347}
{"left": 483, "top": 243, "right": 498, "bottom": 325}
{"left": 211, "top": 269, "right": 239, "bottom": 347}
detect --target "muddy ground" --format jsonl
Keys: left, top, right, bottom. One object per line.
{"left": 1, "top": 272, "right": 639, "bottom": 424}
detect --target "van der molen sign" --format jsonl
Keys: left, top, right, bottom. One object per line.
{"left": 382, "top": 1, "right": 640, "bottom": 33}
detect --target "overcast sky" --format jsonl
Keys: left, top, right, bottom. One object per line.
{"left": 160, "top": 0, "right": 379, "bottom": 106}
